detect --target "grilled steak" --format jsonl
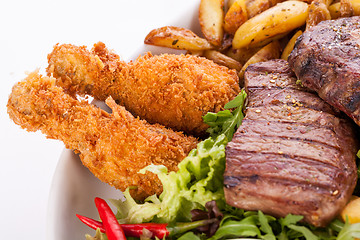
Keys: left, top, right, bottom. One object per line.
{"left": 288, "top": 16, "right": 360, "bottom": 127}
{"left": 224, "top": 59, "right": 358, "bottom": 227}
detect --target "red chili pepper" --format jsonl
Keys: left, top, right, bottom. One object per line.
{"left": 122, "top": 223, "right": 169, "bottom": 238}
{"left": 76, "top": 214, "right": 169, "bottom": 238}
{"left": 94, "top": 197, "right": 126, "bottom": 240}
{"left": 78, "top": 197, "right": 218, "bottom": 239}
{"left": 76, "top": 214, "right": 104, "bottom": 231}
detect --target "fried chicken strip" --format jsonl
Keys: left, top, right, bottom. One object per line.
{"left": 47, "top": 42, "right": 240, "bottom": 137}
{"left": 7, "top": 71, "right": 198, "bottom": 200}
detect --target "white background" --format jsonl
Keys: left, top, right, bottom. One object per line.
{"left": 0, "top": 0, "right": 197, "bottom": 239}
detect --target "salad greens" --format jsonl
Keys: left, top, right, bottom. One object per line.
{"left": 110, "top": 134, "right": 228, "bottom": 224}
{"left": 203, "top": 89, "right": 247, "bottom": 141}
{"left": 87, "top": 90, "right": 360, "bottom": 240}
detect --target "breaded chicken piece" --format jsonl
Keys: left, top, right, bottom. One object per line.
{"left": 47, "top": 42, "right": 240, "bottom": 137}
{"left": 7, "top": 71, "right": 198, "bottom": 200}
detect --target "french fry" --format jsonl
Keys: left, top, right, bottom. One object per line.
{"left": 238, "top": 41, "right": 281, "bottom": 81}
{"left": 203, "top": 50, "right": 243, "bottom": 71}
{"left": 144, "top": 26, "right": 213, "bottom": 51}
{"left": 224, "top": 0, "right": 248, "bottom": 35}
{"left": 199, "top": 0, "right": 225, "bottom": 47}
{"left": 306, "top": 0, "right": 332, "bottom": 30}
{"left": 232, "top": 1, "right": 309, "bottom": 49}
{"left": 281, "top": 30, "right": 303, "bottom": 60}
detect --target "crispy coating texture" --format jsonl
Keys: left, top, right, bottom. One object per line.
{"left": 47, "top": 42, "right": 240, "bottom": 137}
{"left": 7, "top": 71, "right": 198, "bottom": 200}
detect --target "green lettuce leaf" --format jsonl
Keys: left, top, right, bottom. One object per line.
{"left": 208, "top": 215, "right": 261, "bottom": 240}
{"left": 203, "top": 89, "right": 247, "bottom": 141}
{"left": 336, "top": 219, "right": 360, "bottom": 240}
{"left": 110, "top": 134, "right": 228, "bottom": 224}
{"left": 177, "top": 231, "right": 202, "bottom": 240}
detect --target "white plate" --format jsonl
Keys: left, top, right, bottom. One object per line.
{"left": 46, "top": 2, "right": 202, "bottom": 239}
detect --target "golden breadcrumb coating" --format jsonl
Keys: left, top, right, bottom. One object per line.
{"left": 7, "top": 71, "right": 198, "bottom": 200}
{"left": 47, "top": 42, "right": 240, "bottom": 137}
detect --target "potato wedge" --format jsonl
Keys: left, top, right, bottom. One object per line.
{"left": 329, "top": 0, "right": 360, "bottom": 19}
{"left": 199, "top": 0, "right": 225, "bottom": 46}
{"left": 224, "top": 0, "right": 248, "bottom": 34}
{"left": 306, "top": 0, "right": 332, "bottom": 30}
{"left": 144, "top": 26, "right": 213, "bottom": 51}
{"left": 329, "top": 0, "right": 360, "bottom": 17}
{"left": 238, "top": 41, "right": 281, "bottom": 81}
{"left": 187, "top": 50, "right": 205, "bottom": 57}
{"left": 281, "top": 30, "right": 303, "bottom": 60}
{"left": 341, "top": 196, "right": 360, "bottom": 224}
{"left": 329, "top": 0, "right": 360, "bottom": 16}
{"left": 228, "top": 0, "right": 238, "bottom": 8}
{"left": 225, "top": 46, "right": 262, "bottom": 65}
{"left": 219, "top": 33, "right": 234, "bottom": 51}
{"left": 247, "top": 32, "right": 289, "bottom": 48}
{"left": 233, "top": 1, "right": 309, "bottom": 49}
{"left": 203, "top": 50, "right": 243, "bottom": 71}
{"left": 245, "top": 0, "right": 285, "bottom": 18}
{"left": 340, "top": 0, "right": 354, "bottom": 16}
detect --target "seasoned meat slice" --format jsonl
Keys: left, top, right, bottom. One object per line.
{"left": 224, "top": 59, "right": 358, "bottom": 227}
{"left": 288, "top": 16, "right": 360, "bottom": 126}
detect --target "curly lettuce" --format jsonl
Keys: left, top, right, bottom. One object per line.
{"left": 110, "top": 134, "right": 228, "bottom": 224}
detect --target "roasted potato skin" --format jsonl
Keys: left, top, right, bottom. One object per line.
{"left": 232, "top": 1, "right": 309, "bottom": 49}
{"left": 203, "top": 50, "right": 243, "bottom": 71}
{"left": 144, "top": 26, "right": 213, "bottom": 51}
